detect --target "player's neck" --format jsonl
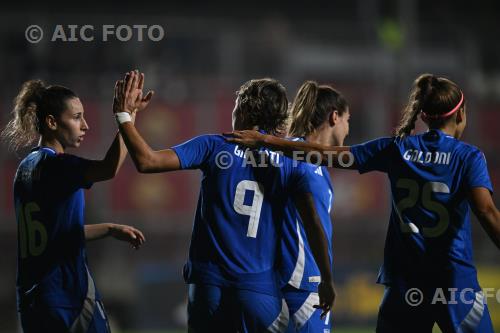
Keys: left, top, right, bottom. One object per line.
{"left": 39, "top": 136, "right": 65, "bottom": 154}
{"left": 305, "top": 129, "right": 336, "bottom": 146}
{"left": 435, "top": 124, "right": 459, "bottom": 139}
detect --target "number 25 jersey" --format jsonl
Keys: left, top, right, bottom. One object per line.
{"left": 350, "top": 129, "right": 493, "bottom": 286}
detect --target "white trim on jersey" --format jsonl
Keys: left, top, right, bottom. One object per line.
{"left": 309, "top": 276, "right": 321, "bottom": 283}
{"left": 288, "top": 219, "right": 305, "bottom": 288}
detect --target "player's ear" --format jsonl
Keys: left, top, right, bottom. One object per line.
{"left": 456, "top": 106, "right": 465, "bottom": 124}
{"left": 329, "top": 110, "right": 339, "bottom": 126}
{"left": 45, "top": 114, "right": 58, "bottom": 131}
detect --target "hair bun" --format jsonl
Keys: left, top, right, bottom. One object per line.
{"left": 415, "top": 74, "right": 436, "bottom": 107}
{"left": 24, "top": 80, "right": 46, "bottom": 102}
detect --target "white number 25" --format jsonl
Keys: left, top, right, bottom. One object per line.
{"left": 396, "top": 178, "right": 450, "bottom": 237}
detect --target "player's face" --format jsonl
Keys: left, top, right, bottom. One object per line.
{"left": 332, "top": 109, "right": 350, "bottom": 146}
{"left": 55, "top": 98, "right": 89, "bottom": 149}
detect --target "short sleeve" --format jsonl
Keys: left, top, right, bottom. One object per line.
{"left": 464, "top": 149, "right": 493, "bottom": 193}
{"left": 350, "top": 137, "right": 394, "bottom": 174}
{"left": 286, "top": 160, "right": 317, "bottom": 195}
{"left": 171, "top": 135, "right": 216, "bottom": 170}
{"left": 44, "top": 154, "right": 93, "bottom": 191}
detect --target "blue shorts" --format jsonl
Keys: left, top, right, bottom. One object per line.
{"left": 20, "top": 299, "right": 110, "bottom": 333}
{"left": 276, "top": 286, "right": 331, "bottom": 333}
{"left": 187, "top": 283, "right": 282, "bottom": 333}
{"left": 376, "top": 283, "right": 494, "bottom": 333}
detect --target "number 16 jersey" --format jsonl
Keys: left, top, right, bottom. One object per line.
{"left": 14, "top": 147, "right": 98, "bottom": 310}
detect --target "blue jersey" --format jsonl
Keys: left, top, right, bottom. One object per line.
{"left": 350, "top": 129, "right": 493, "bottom": 286}
{"left": 172, "top": 134, "right": 313, "bottom": 296}
{"left": 279, "top": 138, "right": 334, "bottom": 291}
{"left": 14, "top": 147, "right": 99, "bottom": 309}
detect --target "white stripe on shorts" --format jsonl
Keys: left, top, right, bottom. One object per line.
{"left": 268, "top": 299, "right": 290, "bottom": 333}
{"left": 293, "top": 292, "right": 319, "bottom": 330}
{"left": 457, "top": 291, "right": 485, "bottom": 333}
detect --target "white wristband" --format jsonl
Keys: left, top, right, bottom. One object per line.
{"left": 115, "top": 112, "right": 132, "bottom": 125}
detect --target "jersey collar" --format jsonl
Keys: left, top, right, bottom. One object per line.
{"left": 31, "top": 146, "right": 58, "bottom": 155}
{"left": 428, "top": 128, "right": 455, "bottom": 139}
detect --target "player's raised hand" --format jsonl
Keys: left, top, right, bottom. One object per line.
{"left": 223, "top": 130, "right": 266, "bottom": 148}
{"left": 113, "top": 79, "right": 125, "bottom": 114}
{"left": 135, "top": 71, "right": 154, "bottom": 112}
{"left": 114, "top": 70, "right": 153, "bottom": 115}
{"left": 314, "top": 279, "right": 336, "bottom": 320}
{"left": 109, "top": 223, "right": 146, "bottom": 250}
{"left": 113, "top": 70, "right": 136, "bottom": 114}
{"left": 123, "top": 70, "right": 141, "bottom": 114}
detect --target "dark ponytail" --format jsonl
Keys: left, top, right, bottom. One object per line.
{"left": 288, "top": 80, "right": 348, "bottom": 138}
{"left": 1, "top": 80, "right": 77, "bottom": 151}
{"left": 395, "top": 73, "right": 463, "bottom": 138}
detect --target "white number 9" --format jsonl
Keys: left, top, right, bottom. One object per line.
{"left": 233, "top": 180, "right": 264, "bottom": 238}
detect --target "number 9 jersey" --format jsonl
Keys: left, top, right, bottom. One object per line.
{"left": 350, "top": 129, "right": 493, "bottom": 286}
{"left": 172, "top": 134, "right": 314, "bottom": 297}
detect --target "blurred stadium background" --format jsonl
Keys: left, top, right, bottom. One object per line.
{"left": 0, "top": 1, "right": 499, "bottom": 332}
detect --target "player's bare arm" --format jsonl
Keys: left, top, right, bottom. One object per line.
{"left": 293, "top": 191, "right": 335, "bottom": 319}
{"left": 85, "top": 223, "right": 146, "bottom": 249}
{"left": 81, "top": 74, "right": 145, "bottom": 183}
{"left": 469, "top": 187, "right": 500, "bottom": 249}
{"left": 225, "top": 130, "right": 355, "bottom": 169}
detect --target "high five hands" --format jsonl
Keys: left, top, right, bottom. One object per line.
{"left": 113, "top": 70, "right": 154, "bottom": 115}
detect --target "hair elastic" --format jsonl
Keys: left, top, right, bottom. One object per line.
{"left": 421, "top": 92, "right": 464, "bottom": 120}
